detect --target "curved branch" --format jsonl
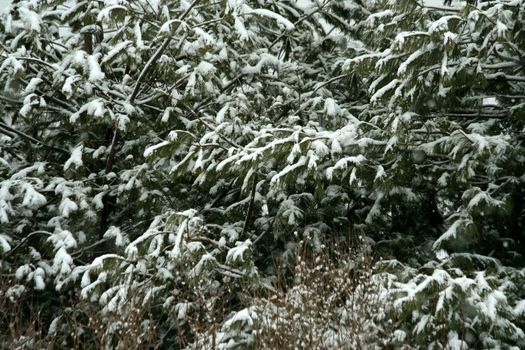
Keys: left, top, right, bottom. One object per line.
{"left": 0, "top": 122, "right": 68, "bottom": 154}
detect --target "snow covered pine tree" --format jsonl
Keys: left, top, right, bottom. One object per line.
{"left": 0, "top": 0, "right": 524, "bottom": 348}
{"left": 344, "top": 0, "right": 525, "bottom": 348}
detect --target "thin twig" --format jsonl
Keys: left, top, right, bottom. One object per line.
{"left": 253, "top": 217, "right": 276, "bottom": 246}
{"left": 71, "top": 238, "right": 110, "bottom": 258}
{"left": 313, "top": 73, "right": 350, "bottom": 93}
{"left": 242, "top": 174, "right": 258, "bottom": 236}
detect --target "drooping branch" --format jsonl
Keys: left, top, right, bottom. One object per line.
{"left": 0, "top": 121, "right": 68, "bottom": 154}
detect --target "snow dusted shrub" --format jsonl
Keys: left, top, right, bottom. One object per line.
{"left": 250, "top": 245, "right": 389, "bottom": 349}
{"left": 188, "top": 238, "right": 398, "bottom": 350}
{"left": 46, "top": 299, "right": 158, "bottom": 349}
{"left": 0, "top": 276, "right": 47, "bottom": 350}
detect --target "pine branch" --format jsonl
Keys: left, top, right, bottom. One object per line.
{"left": 181, "top": 102, "right": 242, "bottom": 149}
{"left": 129, "top": 0, "right": 201, "bottom": 105}
{"left": 129, "top": 37, "right": 172, "bottom": 104}
{"left": 0, "top": 121, "right": 68, "bottom": 154}
{"left": 4, "top": 231, "right": 52, "bottom": 257}
{"left": 425, "top": 112, "right": 507, "bottom": 119}
{"left": 0, "top": 94, "right": 22, "bottom": 104}
{"left": 421, "top": 5, "right": 461, "bottom": 13}
{"left": 485, "top": 73, "right": 525, "bottom": 82}
{"left": 0, "top": 93, "right": 72, "bottom": 114}
{"left": 269, "top": 0, "right": 333, "bottom": 50}
{"left": 0, "top": 55, "right": 55, "bottom": 70}
{"left": 313, "top": 73, "right": 350, "bottom": 93}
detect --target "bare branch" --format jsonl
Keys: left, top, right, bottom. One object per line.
{"left": 242, "top": 174, "right": 258, "bottom": 236}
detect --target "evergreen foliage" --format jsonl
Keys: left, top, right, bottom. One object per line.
{"left": 0, "top": 0, "right": 524, "bottom": 348}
